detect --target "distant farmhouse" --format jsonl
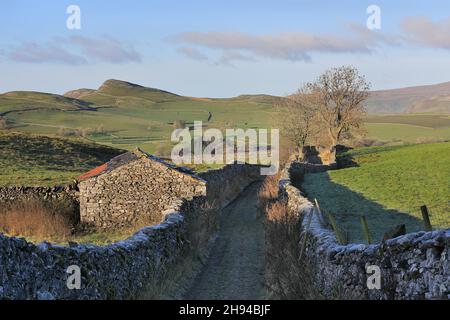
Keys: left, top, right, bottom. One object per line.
{"left": 77, "top": 148, "right": 206, "bottom": 230}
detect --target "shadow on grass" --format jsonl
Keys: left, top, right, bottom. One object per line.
{"left": 299, "top": 171, "right": 425, "bottom": 244}
{"left": 336, "top": 150, "right": 359, "bottom": 169}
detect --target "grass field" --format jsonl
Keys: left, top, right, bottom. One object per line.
{"left": 2, "top": 85, "right": 450, "bottom": 189}
{"left": 1, "top": 85, "right": 449, "bottom": 244}
{"left": 7, "top": 98, "right": 274, "bottom": 153}
{"left": 2, "top": 80, "right": 450, "bottom": 156}
{"left": 302, "top": 142, "right": 450, "bottom": 243}
{"left": 0, "top": 131, "right": 124, "bottom": 186}
{"left": 1, "top": 80, "right": 276, "bottom": 153}
{"left": 365, "top": 114, "right": 450, "bottom": 143}
{"left": 6, "top": 102, "right": 450, "bottom": 153}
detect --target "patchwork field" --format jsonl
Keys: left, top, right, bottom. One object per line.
{"left": 1, "top": 80, "right": 276, "bottom": 153}
{"left": 302, "top": 142, "right": 450, "bottom": 243}
{"left": 1, "top": 85, "right": 450, "bottom": 192}
{"left": 2, "top": 80, "right": 450, "bottom": 158}
{"left": 11, "top": 99, "right": 274, "bottom": 152}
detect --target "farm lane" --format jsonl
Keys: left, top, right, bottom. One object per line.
{"left": 186, "top": 182, "right": 266, "bottom": 300}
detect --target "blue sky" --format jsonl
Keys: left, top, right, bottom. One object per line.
{"left": 2, "top": 0, "right": 450, "bottom": 96}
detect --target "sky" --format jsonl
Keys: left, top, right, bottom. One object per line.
{"left": 2, "top": 0, "right": 450, "bottom": 97}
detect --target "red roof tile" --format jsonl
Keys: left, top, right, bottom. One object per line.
{"left": 77, "top": 163, "right": 108, "bottom": 181}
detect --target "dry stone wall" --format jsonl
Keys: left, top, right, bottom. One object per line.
{"left": 198, "top": 162, "right": 264, "bottom": 207}
{"left": 0, "top": 185, "right": 80, "bottom": 223}
{"left": 0, "top": 185, "right": 78, "bottom": 205}
{"left": 279, "top": 160, "right": 449, "bottom": 300}
{"left": 0, "top": 213, "right": 186, "bottom": 299}
{"left": 0, "top": 162, "right": 263, "bottom": 300}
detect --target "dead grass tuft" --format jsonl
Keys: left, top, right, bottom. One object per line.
{"left": 264, "top": 201, "right": 323, "bottom": 299}
{"left": 257, "top": 172, "right": 281, "bottom": 212}
{"left": 0, "top": 199, "right": 74, "bottom": 242}
{"left": 139, "top": 201, "right": 219, "bottom": 299}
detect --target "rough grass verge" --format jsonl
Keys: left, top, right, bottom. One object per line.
{"left": 0, "top": 199, "right": 74, "bottom": 242}
{"left": 0, "top": 197, "right": 164, "bottom": 246}
{"left": 264, "top": 200, "right": 323, "bottom": 299}
{"left": 259, "top": 174, "right": 323, "bottom": 300}
{"left": 139, "top": 202, "right": 219, "bottom": 299}
{"left": 257, "top": 172, "right": 281, "bottom": 212}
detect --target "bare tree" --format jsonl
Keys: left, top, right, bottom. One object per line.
{"left": 277, "top": 86, "right": 318, "bottom": 153}
{"left": 308, "top": 65, "right": 370, "bottom": 148}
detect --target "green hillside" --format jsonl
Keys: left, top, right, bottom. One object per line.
{"left": 0, "top": 131, "right": 124, "bottom": 186}
{"left": 302, "top": 142, "right": 450, "bottom": 243}
{"left": 0, "top": 91, "right": 96, "bottom": 115}
{"left": 407, "top": 95, "right": 450, "bottom": 113}
{"left": 365, "top": 81, "right": 450, "bottom": 114}
{"left": 2, "top": 80, "right": 450, "bottom": 155}
{"left": 0, "top": 80, "right": 281, "bottom": 152}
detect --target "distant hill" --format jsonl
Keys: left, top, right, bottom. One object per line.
{"left": 0, "top": 79, "right": 280, "bottom": 151}
{"left": 366, "top": 81, "right": 450, "bottom": 114}
{"left": 63, "top": 79, "right": 187, "bottom": 108}
{"left": 2, "top": 78, "right": 449, "bottom": 154}
{"left": 96, "top": 79, "right": 184, "bottom": 102}
{"left": 406, "top": 94, "right": 450, "bottom": 113}
{"left": 0, "top": 91, "right": 95, "bottom": 116}
{"left": 4, "top": 79, "right": 450, "bottom": 116}
{"left": 64, "top": 79, "right": 283, "bottom": 107}
{"left": 64, "top": 88, "right": 97, "bottom": 100}
{"left": 229, "top": 94, "right": 284, "bottom": 105}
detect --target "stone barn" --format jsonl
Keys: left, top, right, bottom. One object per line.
{"left": 77, "top": 148, "right": 206, "bottom": 230}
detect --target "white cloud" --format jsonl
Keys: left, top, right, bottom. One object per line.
{"left": 176, "top": 47, "right": 208, "bottom": 61}
{"left": 3, "top": 36, "right": 141, "bottom": 65}
{"left": 215, "top": 51, "right": 256, "bottom": 66}
{"left": 170, "top": 29, "right": 381, "bottom": 63}
{"left": 7, "top": 40, "right": 87, "bottom": 65}
{"left": 70, "top": 36, "right": 141, "bottom": 63}
{"left": 401, "top": 16, "right": 450, "bottom": 50}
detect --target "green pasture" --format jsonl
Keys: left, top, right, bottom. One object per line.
{"left": 302, "top": 142, "right": 450, "bottom": 243}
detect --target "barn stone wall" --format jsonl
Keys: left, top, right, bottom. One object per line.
{"left": 79, "top": 157, "right": 207, "bottom": 230}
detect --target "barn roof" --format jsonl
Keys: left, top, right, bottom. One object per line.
{"left": 77, "top": 147, "right": 203, "bottom": 182}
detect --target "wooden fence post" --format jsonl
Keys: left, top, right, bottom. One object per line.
{"left": 420, "top": 205, "right": 433, "bottom": 231}
{"left": 299, "top": 209, "right": 313, "bottom": 259}
{"left": 314, "top": 198, "right": 325, "bottom": 225}
{"left": 325, "top": 211, "right": 346, "bottom": 245}
{"left": 360, "top": 215, "right": 372, "bottom": 244}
